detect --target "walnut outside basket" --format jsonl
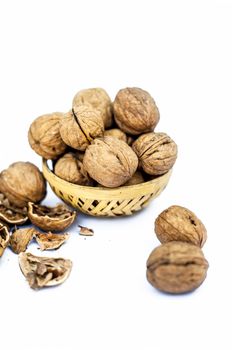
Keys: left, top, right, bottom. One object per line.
{"left": 42, "top": 159, "right": 172, "bottom": 217}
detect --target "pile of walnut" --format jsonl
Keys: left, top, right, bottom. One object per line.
{"left": 147, "top": 205, "right": 209, "bottom": 294}
{"left": 28, "top": 87, "right": 178, "bottom": 187}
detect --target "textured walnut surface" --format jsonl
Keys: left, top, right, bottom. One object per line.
{"left": 113, "top": 87, "right": 160, "bottom": 135}
{"left": 0, "top": 162, "right": 46, "bottom": 208}
{"left": 155, "top": 205, "right": 207, "bottom": 247}
{"left": 104, "top": 128, "right": 127, "bottom": 143}
{"left": 35, "top": 232, "right": 70, "bottom": 251}
{"left": 28, "top": 112, "right": 67, "bottom": 159}
{"left": 83, "top": 136, "right": 138, "bottom": 187}
{"left": 10, "top": 227, "right": 36, "bottom": 254}
{"left": 132, "top": 132, "right": 177, "bottom": 175}
{"left": 19, "top": 252, "right": 72, "bottom": 289}
{"left": 146, "top": 242, "right": 209, "bottom": 294}
{"left": 123, "top": 170, "right": 144, "bottom": 186}
{"left": 72, "top": 88, "right": 113, "bottom": 128}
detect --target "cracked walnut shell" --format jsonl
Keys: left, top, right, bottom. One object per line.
{"left": 155, "top": 205, "right": 207, "bottom": 247}
{"left": 0, "top": 162, "right": 46, "bottom": 208}
{"left": 113, "top": 87, "right": 160, "bottom": 135}
{"left": 35, "top": 232, "right": 70, "bottom": 251}
{"left": 28, "top": 202, "right": 76, "bottom": 232}
{"left": 28, "top": 112, "right": 67, "bottom": 159}
{"left": 60, "top": 106, "right": 104, "bottom": 151}
{"left": 0, "top": 193, "right": 28, "bottom": 225}
{"left": 0, "top": 226, "right": 10, "bottom": 257}
{"left": 132, "top": 132, "right": 178, "bottom": 175}
{"left": 146, "top": 242, "right": 209, "bottom": 294}
{"left": 72, "top": 87, "right": 113, "bottom": 128}
{"left": 54, "top": 153, "right": 93, "bottom": 186}
{"left": 10, "top": 227, "right": 36, "bottom": 254}
{"left": 83, "top": 136, "right": 138, "bottom": 187}
{"left": 19, "top": 252, "right": 72, "bottom": 289}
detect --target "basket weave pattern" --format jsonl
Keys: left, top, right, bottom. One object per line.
{"left": 42, "top": 160, "right": 172, "bottom": 217}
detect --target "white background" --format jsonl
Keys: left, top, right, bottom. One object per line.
{"left": 0, "top": 1, "right": 232, "bottom": 349}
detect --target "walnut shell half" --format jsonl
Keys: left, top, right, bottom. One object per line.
{"left": 28, "top": 202, "right": 76, "bottom": 232}
{"left": 113, "top": 87, "right": 160, "bottom": 135}
{"left": 0, "top": 193, "right": 28, "bottom": 225}
{"left": 28, "top": 112, "right": 67, "bottom": 159}
{"left": 83, "top": 136, "right": 138, "bottom": 187}
{"left": 0, "top": 226, "right": 10, "bottom": 257}
{"left": 0, "top": 162, "right": 46, "bottom": 208}
{"left": 155, "top": 205, "right": 207, "bottom": 247}
{"left": 146, "top": 242, "right": 209, "bottom": 294}
{"left": 35, "top": 232, "right": 70, "bottom": 251}
{"left": 10, "top": 227, "right": 36, "bottom": 254}
{"left": 132, "top": 132, "right": 178, "bottom": 175}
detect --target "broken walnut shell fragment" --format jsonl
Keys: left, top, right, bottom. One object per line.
{"left": 146, "top": 242, "right": 209, "bottom": 294}
{"left": 19, "top": 252, "right": 72, "bottom": 289}
{"left": 0, "top": 226, "right": 10, "bottom": 257}
{"left": 155, "top": 205, "right": 207, "bottom": 247}
{"left": 35, "top": 232, "right": 70, "bottom": 251}
{"left": 28, "top": 202, "right": 76, "bottom": 232}
{"left": 10, "top": 227, "right": 36, "bottom": 254}
{"left": 78, "top": 225, "right": 94, "bottom": 236}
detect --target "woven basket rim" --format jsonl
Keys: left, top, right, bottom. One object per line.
{"left": 42, "top": 158, "right": 172, "bottom": 197}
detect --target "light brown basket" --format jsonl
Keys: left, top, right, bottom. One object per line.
{"left": 42, "top": 159, "right": 172, "bottom": 217}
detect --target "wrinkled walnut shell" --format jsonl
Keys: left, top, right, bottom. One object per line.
{"left": 19, "top": 252, "right": 72, "bottom": 289}
{"left": 0, "top": 226, "right": 10, "bottom": 257}
{"left": 54, "top": 153, "right": 93, "bottom": 185}
{"left": 10, "top": 227, "right": 36, "bottom": 254}
{"left": 132, "top": 132, "right": 178, "bottom": 175}
{"left": 28, "top": 202, "right": 76, "bottom": 232}
{"left": 83, "top": 136, "right": 138, "bottom": 187}
{"left": 0, "top": 162, "right": 46, "bottom": 208}
{"left": 113, "top": 87, "right": 160, "bottom": 135}
{"left": 28, "top": 112, "right": 67, "bottom": 159}
{"left": 123, "top": 171, "right": 144, "bottom": 186}
{"left": 72, "top": 88, "right": 113, "bottom": 128}
{"left": 35, "top": 232, "right": 70, "bottom": 251}
{"left": 146, "top": 242, "right": 209, "bottom": 294}
{"left": 155, "top": 205, "right": 207, "bottom": 247}
{"left": 60, "top": 106, "right": 104, "bottom": 151}
{"left": 104, "top": 128, "right": 127, "bottom": 143}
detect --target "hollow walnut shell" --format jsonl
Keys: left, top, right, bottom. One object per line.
{"left": 28, "top": 202, "right": 76, "bottom": 232}
{"left": 0, "top": 226, "right": 10, "bottom": 257}
{"left": 0, "top": 193, "right": 28, "bottom": 225}
{"left": 10, "top": 227, "right": 36, "bottom": 254}
{"left": 155, "top": 205, "right": 207, "bottom": 247}
{"left": 113, "top": 87, "right": 160, "bottom": 135}
{"left": 123, "top": 171, "right": 144, "bottom": 186}
{"left": 72, "top": 88, "right": 113, "bottom": 128}
{"left": 35, "top": 232, "right": 70, "bottom": 251}
{"left": 146, "top": 242, "right": 209, "bottom": 294}
{"left": 0, "top": 162, "right": 46, "bottom": 208}
{"left": 60, "top": 106, "right": 104, "bottom": 151}
{"left": 132, "top": 132, "right": 178, "bottom": 175}
{"left": 54, "top": 153, "right": 93, "bottom": 186}
{"left": 83, "top": 136, "right": 138, "bottom": 187}
{"left": 28, "top": 112, "right": 67, "bottom": 159}
{"left": 104, "top": 128, "right": 127, "bottom": 143}
{"left": 19, "top": 252, "right": 72, "bottom": 289}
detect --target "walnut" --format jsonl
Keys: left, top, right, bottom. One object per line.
{"left": 83, "top": 136, "right": 138, "bottom": 187}
{"left": 28, "top": 202, "right": 76, "bottom": 232}
{"left": 10, "top": 227, "right": 36, "bottom": 254}
{"left": 123, "top": 171, "right": 144, "bottom": 186}
{"left": 146, "top": 242, "right": 209, "bottom": 294}
{"left": 54, "top": 153, "right": 93, "bottom": 186}
{"left": 104, "top": 128, "right": 127, "bottom": 142}
{"left": 0, "top": 162, "right": 46, "bottom": 208}
{"left": 155, "top": 205, "right": 207, "bottom": 247}
{"left": 113, "top": 87, "right": 160, "bottom": 135}
{"left": 60, "top": 106, "right": 104, "bottom": 151}
{"left": 0, "top": 226, "right": 10, "bottom": 257}
{"left": 72, "top": 88, "right": 113, "bottom": 128}
{"left": 28, "top": 112, "right": 67, "bottom": 159}
{"left": 35, "top": 232, "right": 70, "bottom": 251}
{"left": 132, "top": 132, "right": 178, "bottom": 175}
{"left": 19, "top": 252, "right": 72, "bottom": 289}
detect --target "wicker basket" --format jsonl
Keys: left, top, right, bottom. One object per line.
{"left": 42, "top": 159, "right": 172, "bottom": 217}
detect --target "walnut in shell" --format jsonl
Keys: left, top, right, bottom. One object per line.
{"left": 54, "top": 153, "right": 93, "bottom": 185}
{"left": 146, "top": 242, "right": 209, "bottom": 294}
{"left": 0, "top": 162, "right": 46, "bottom": 208}
{"left": 132, "top": 132, "right": 178, "bottom": 175}
{"left": 83, "top": 136, "right": 138, "bottom": 187}
{"left": 155, "top": 205, "right": 207, "bottom": 247}
{"left": 19, "top": 252, "right": 72, "bottom": 289}
{"left": 104, "top": 128, "right": 127, "bottom": 143}
{"left": 0, "top": 226, "right": 10, "bottom": 257}
{"left": 28, "top": 202, "right": 76, "bottom": 232}
{"left": 123, "top": 171, "right": 144, "bottom": 186}
{"left": 60, "top": 106, "right": 104, "bottom": 151}
{"left": 28, "top": 112, "right": 67, "bottom": 159}
{"left": 10, "top": 227, "right": 36, "bottom": 254}
{"left": 72, "top": 88, "right": 113, "bottom": 128}
{"left": 113, "top": 87, "right": 160, "bottom": 135}
{"left": 35, "top": 232, "right": 70, "bottom": 251}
